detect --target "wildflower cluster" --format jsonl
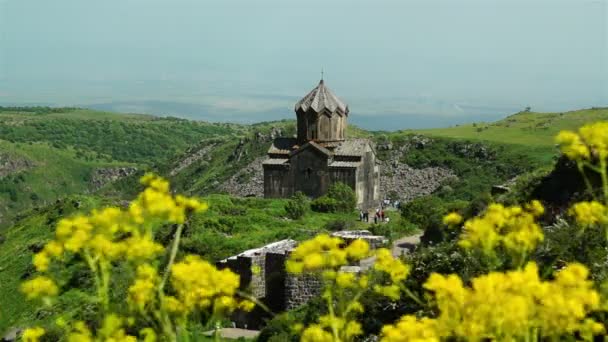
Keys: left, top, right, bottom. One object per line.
{"left": 287, "top": 235, "right": 410, "bottom": 341}
{"left": 169, "top": 255, "right": 254, "bottom": 317}
{"left": 556, "top": 122, "right": 608, "bottom": 200}
{"left": 569, "top": 201, "right": 608, "bottom": 227}
{"left": 457, "top": 201, "right": 544, "bottom": 261}
{"left": 382, "top": 262, "right": 603, "bottom": 341}
{"left": 556, "top": 122, "right": 608, "bottom": 161}
{"left": 20, "top": 174, "right": 252, "bottom": 342}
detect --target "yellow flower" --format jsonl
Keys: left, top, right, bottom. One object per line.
{"left": 459, "top": 202, "right": 544, "bottom": 257}
{"left": 569, "top": 201, "right": 608, "bottom": 226}
{"left": 335, "top": 272, "right": 356, "bottom": 288}
{"left": 344, "top": 239, "right": 370, "bottom": 260}
{"left": 21, "top": 276, "right": 58, "bottom": 300}
{"left": 171, "top": 255, "right": 246, "bottom": 314}
{"left": 556, "top": 130, "right": 591, "bottom": 160}
{"left": 124, "top": 236, "right": 164, "bottom": 260}
{"left": 33, "top": 252, "right": 50, "bottom": 272}
{"left": 301, "top": 324, "right": 333, "bottom": 342}
{"left": 286, "top": 234, "right": 349, "bottom": 273}
{"left": 374, "top": 248, "right": 410, "bottom": 283}
{"left": 22, "top": 327, "right": 45, "bottom": 342}
{"left": 415, "top": 262, "right": 602, "bottom": 340}
{"left": 381, "top": 316, "right": 440, "bottom": 342}
{"left": 128, "top": 264, "right": 158, "bottom": 311}
{"left": 443, "top": 212, "right": 463, "bottom": 226}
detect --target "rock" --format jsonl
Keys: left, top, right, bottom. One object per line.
{"left": 0, "top": 153, "right": 34, "bottom": 179}
{"left": 1, "top": 327, "right": 21, "bottom": 342}
{"left": 90, "top": 167, "right": 138, "bottom": 190}
{"left": 170, "top": 143, "right": 217, "bottom": 176}
{"left": 219, "top": 157, "right": 265, "bottom": 197}
{"left": 379, "top": 149, "right": 457, "bottom": 202}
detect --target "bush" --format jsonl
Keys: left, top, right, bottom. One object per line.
{"left": 324, "top": 219, "right": 355, "bottom": 232}
{"left": 284, "top": 191, "right": 309, "bottom": 220}
{"left": 311, "top": 182, "right": 356, "bottom": 213}
{"left": 326, "top": 182, "right": 357, "bottom": 213}
{"left": 310, "top": 196, "right": 338, "bottom": 213}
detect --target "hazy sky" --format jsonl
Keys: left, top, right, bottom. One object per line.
{"left": 0, "top": 0, "right": 606, "bottom": 129}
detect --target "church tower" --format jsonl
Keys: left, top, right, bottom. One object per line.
{"left": 294, "top": 80, "right": 349, "bottom": 144}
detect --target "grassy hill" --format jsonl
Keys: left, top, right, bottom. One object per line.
{"left": 405, "top": 108, "right": 608, "bottom": 163}
{"left": 0, "top": 107, "right": 241, "bottom": 228}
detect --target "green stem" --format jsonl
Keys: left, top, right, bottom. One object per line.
{"left": 160, "top": 224, "right": 184, "bottom": 292}
{"left": 600, "top": 158, "right": 608, "bottom": 203}
{"left": 156, "top": 224, "right": 184, "bottom": 342}
{"left": 577, "top": 162, "right": 594, "bottom": 197}
{"left": 326, "top": 290, "right": 340, "bottom": 341}
{"left": 83, "top": 250, "right": 105, "bottom": 311}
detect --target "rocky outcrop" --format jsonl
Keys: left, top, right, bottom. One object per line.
{"left": 170, "top": 143, "right": 217, "bottom": 176}
{"left": 0, "top": 154, "right": 33, "bottom": 178}
{"left": 90, "top": 167, "right": 138, "bottom": 190}
{"left": 219, "top": 157, "right": 265, "bottom": 197}
{"left": 379, "top": 160, "right": 457, "bottom": 201}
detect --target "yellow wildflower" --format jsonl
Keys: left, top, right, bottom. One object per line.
{"left": 21, "top": 327, "right": 45, "bottom": 342}
{"left": 569, "top": 201, "right": 608, "bottom": 226}
{"left": 374, "top": 248, "right": 410, "bottom": 283}
{"left": 301, "top": 324, "right": 333, "bottom": 342}
{"left": 124, "top": 236, "right": 164, "bottom": 260}
{"left": 443, "top": 212, "right": 463, "bottom": 226}
{"left": 381, "top": 316, "right": 440, "bottom": 342}
{"left": 128, "top": 264, "right": 158, "bottom": 311}
{"left": 344, "top": 239, "right": 370, "bottom": 259}
{"left": 459, "top": 202, "right": 544, "bottom": 257}
{"left": 418, "top": 262, "right": 602, "bottom": 340}
{"left": 21, "top": 276, "right": 58, "bottom": 300}
{"left": 556, "top": 130, "right": 591, "bottom": 160}
{"left": 33, "top": 252, "right": 50, "bottom": 272}
{"left": 171, "top": 255, "right": 248, "bottom": 314}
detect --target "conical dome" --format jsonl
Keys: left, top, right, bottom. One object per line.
{"left": 295, "top": 80, "right": 348, "bottom": 143}
{"left": 294, "top": 80, "right": 349, "bottom": 116}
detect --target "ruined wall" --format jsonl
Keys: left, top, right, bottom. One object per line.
{"left": 285, "top": 273, "right": 323, "bottom": 310}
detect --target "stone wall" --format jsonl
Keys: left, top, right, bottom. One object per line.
{"left": 285, "top": 273, "right": 323, "bottom": 310}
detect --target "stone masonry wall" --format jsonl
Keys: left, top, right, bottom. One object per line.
{"left": 285, "top": 273, "right": 323, "bottom": 310}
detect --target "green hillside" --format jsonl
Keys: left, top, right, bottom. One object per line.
{"left": 0, "top": 107, "right": 241, "bottom": 228}
{"left": 405, "top": 108, "right": 608, "bottom": 163}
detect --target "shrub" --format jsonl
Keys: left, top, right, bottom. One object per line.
{"left": 284, "top": 191, "right": 309, "bottom": 220}
{"left": 311, "top": 182, "right": 356, "bottom": 213}
{"left": 324, "top": 218, "right": 355, "bottom": 232}
{"left": 310, "top": 196, "right": 338, "bottom": 213}
{"left": 327, "top": 182, "right": 357, "bottom": 213}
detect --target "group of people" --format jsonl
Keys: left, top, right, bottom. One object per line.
{"left": 359, "top": 207, "right": 390, "bottom": 224}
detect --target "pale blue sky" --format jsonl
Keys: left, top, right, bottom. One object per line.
{"left": 0, "top": 0, "right": 606, "bottom": 129}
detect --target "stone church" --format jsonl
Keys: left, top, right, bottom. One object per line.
{"left": 263, "top": 79, "right": 379, "bottom": 209}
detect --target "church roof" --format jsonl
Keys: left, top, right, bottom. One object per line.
{"left": 329, "top": 161, "right": 361, "bottom": 168}
{"left": 294, "top": 80, "right": 349, "bottom": 115}
{"left": 333, "top": 138, "right": 369, "bottom": 157}
{"left": 262, "top": 158, "right": 289, "bottom": 166}
{"left": 290, "top": 141, "right": 332, "bottom": 157}
{"left": 268, "top": 137, "right": 297, "bottom": 155}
